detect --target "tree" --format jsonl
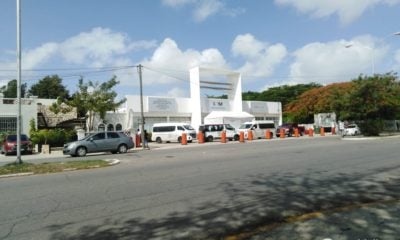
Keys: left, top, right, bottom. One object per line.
{"left": 28, "top": 75, "right": 69, "bottom": 99}
{"left": 346, "top": 73, "right": 400, "bottom": 135}
{"left": 0, "top": 79, "right": 27, "bottom": 98}
{"left": 49, "top": 97, "right": 73, "bottom": 114}
{"left": 242, "top": 83, "right": 321, "bottom": 107}
{"left": 285, "top": 82, "right": 353, "bottom": 123}
{"left": 68, "top": 76, "right": 126, "bottom": 131}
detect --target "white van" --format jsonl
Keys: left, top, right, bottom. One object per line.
{"left": 151, "top": 123, "right": 196, "bottom": 143}
{"left": 238, "top": 120, "right": 276, "bottom": 139}
{"left": 198, "top": 124, "right": 239, "bottom": 142}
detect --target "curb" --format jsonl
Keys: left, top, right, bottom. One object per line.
{"left": 107, "top": 159, "right": 120, "bottom": 166}
{"left": 0, "top": 172, "right": 34, "bottom": 178}
{"left": 0, "top": 159, "right": 121, "bottom": 179}
{"left": 341, "top": 134, "right": 400, "bottom": 141}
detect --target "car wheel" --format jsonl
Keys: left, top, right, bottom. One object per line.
{"left": 76, "top": 147, "right": 87, "bottom": 157}
{"left": 156, "top": 137, "right": 162, "bottom": 144}
{"left": 118, "top": 144, "right": 128, "bottom": 154}
{"left": 207, "top": 136, "right": 213, "bottom": 142}
{"left": 178, "top": 136, "right": 182, "bottom": 143}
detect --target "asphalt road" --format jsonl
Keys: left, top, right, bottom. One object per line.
{"left": 0, "top": 136, "right": 399, "bottom": 239}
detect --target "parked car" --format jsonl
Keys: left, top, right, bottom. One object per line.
{"left": 151, "top": 123, "right": 196, "bottom": 143}
{"left": 343, "top": 124, "right": 361, "bottom": 136}
{"left": 63, "top": 131, "right": 134, "bottom": 157}
{"left": 1, "top": 134, "right": 33, "bottom": 155}
{"left": 199, "top": 124, "right": 239, "bottom": 142}
{"left": 276, "top": 123, "right": 305, "bottom": 137}
{"left": 238, "top": 120, "right": 276, "bottom": 139}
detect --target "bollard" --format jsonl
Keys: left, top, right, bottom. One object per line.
{"left": 280, "top": 128, "right": 285, "bottom": 139}
{"left": 331, "top": 127, "right": 336, "bottom": 135}
{"left": 221, "top": 130, "right": 227, "bottom": 143}
{"left": 135, "top": 134, "right": 141, "bottom": 147}
{"left": 320, "top": 127, "right": 325, "bottom": 136}
{"left": 239, "top": 131, "right": 245, "bottom": 143}
{"left": 294, "top": 128, "right": 299, "bottom": 137}
{"left": 309, "top": 128, "right": 314, "bottom": 137}
{"left": 198, "top": 132, "right": 204, "bottom": 144}
{"left": 181, "top": 133, "right": 187, "bottom": 145}
{"left": 248, "top": 130, "right": 253, "bottom": 141}
{"left": 266, "top": 129, "right": 271, "bottom": 139}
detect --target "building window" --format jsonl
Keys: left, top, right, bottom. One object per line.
{"left": 255, "top": 117, "right": 265, "bottom": 120}
{"left": 107, "top": 124, "right": 114, "bottom": 131}
{"left": 98, "top": 124, "right": 105, "bottom": 132}
{"left": 3, "top": 99, "right": 14, "bottom": 104}
{"left": 0, "top": 117, "right": 17, "bottom": 133}
{"left": 116, "top": 123, "right": 122, "bottom": 131}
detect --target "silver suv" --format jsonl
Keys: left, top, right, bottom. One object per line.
{"left": 63, "top": 131, "right": 134, "bottom": 157}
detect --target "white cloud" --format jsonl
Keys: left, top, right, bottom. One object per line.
{"left": 162, "top": 0, "right": 195, "bottom": 7}
{"left": 275, "top": 0, "right": 400, "bottom": 24}
{"left": 23, "top": 43, "right": 59, "bottom": 69}
{"left": 232, "top": 34, "right": 287, "bottom": 78}
{"left": 394, "top": 49, "right": 400, "bottom": 70}
{"left": 0, "top": 27, "right": 157, "bottom": 86}
{"left": 287, "top": 36, "right": 388, "bottom": 85}
{"left": 193, "top": 0, "right": 224, "bottom": 22}
{"left": 140, "top": 38, "right": 228, "bottom": 85}
{"left": 59, "top": 28, "right": 156, "bottom": 67}
{"left": 166, "top": 87, "right": 188, "bottom": 97}
{"left": 163, "top": 0, "right": 244, "bottom": 22}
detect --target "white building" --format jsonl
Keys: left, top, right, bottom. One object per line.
{"left": 0, "top": 96, "right": 61, "bottom": 135}
{"left": 94, "top": 67, "right": 282, "bottom": 133}
{"left": 0, "top": 95, "right": 80, "bottom": 136}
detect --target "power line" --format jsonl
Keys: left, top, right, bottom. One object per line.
{"left": 0, "top": 65, "right": 135, "bottom": 85}
{"left": 142, "top": 65, "right": 191, "bottom": 84}
{"left": 0, "top": 65, "right": 137, "bottom": 72}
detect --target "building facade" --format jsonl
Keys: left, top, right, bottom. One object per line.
{"left": 0, "top": 96, "right": 78, "bottom": 136}
{"left": 93, "top": 67, "right": 282, "bottom": 133}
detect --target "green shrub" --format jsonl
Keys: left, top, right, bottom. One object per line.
{"left": 29, "top": 128, "right": 76, "bottom": 147}
{"left": 359, "top": 119, "right": 383, "bottom": 136}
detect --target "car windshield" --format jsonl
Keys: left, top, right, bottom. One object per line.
{"left": 239, "top": 124, "right": 252, "bottom": 129}
{"left": 225, "top": 124, "right": 235, "bottom": 130}
{"left": 83, "top": 133, "right": 98, "bottom": 140}
{"left": 6, "top": 135, "right": 28, "bottom": 141}
{"left": 183, "top": 125, "right": 194, "bottom": 130}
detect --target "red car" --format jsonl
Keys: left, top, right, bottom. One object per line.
{"left": 1, "top": 134, "right": 33, "bottom": 155}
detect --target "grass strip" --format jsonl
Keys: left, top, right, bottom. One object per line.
{"left": 0, "top": 160, "right": 110, "bottom": 175}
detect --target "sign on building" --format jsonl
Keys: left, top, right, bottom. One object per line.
{"left": 208, "top": 99, "right": 229, "bottom": 111}
{"left": 148, "top": 97, "right": 177, "bottom": 112}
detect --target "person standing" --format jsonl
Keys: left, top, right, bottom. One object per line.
{"left": 143, "top": 129, "right": 150, "bottom": 149}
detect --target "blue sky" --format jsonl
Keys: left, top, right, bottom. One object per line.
{"left": 1, "top": 0, "right": 400, "bottom": 98}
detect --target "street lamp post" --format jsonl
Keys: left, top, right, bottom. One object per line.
{"left": 345, "top": 31, "right": 400, "bottom": 76}
{"left": 345, "top": 44, "right": 375, "bottom": 75}
{"left": 16, "top": 0, "right": 22, "bottom": 164}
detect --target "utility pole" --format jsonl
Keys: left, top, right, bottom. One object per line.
{"left": 16, "top": 0, "right": 22, "bottom": 164}
{"left": 137, "top": 64, "right": 145, "bottom": 150}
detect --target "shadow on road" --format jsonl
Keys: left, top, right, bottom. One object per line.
{"left": 48, "top": 164, "right": 400, "bottom": 239}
